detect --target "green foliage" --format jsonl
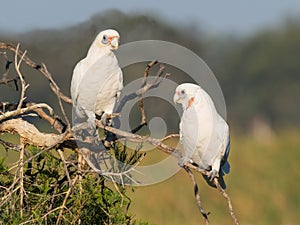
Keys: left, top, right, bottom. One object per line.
{"left": 0, "top": 143, "right": 151, "bottom": 225}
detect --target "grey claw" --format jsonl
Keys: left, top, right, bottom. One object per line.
{"left": 209, "top": 169, "right": 218, "bottom": 181}
{"left": 178, "top": 157, "right": 193, "bottom": 167}
{"left": 101, "top": 113, "right": 108, "bottom": 125}
{"left": 178, "top": 157, "right": 187, "bottom": 167}
{"left": 101, "top": 113, "right": 113, "bottom": 126}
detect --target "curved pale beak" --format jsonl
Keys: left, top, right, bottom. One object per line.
{"left": 173, "top": 94, "right": 180, "bottom": 104}
{"left": 110, "top": 37, "right": 119, "bottom": 49}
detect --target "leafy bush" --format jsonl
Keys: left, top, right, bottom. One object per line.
{"left": 0, "top": 143, "right": 151, "bottom": 225}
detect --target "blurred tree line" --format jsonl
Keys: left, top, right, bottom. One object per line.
{"left": 1, "top": 10, "right": 299, "bottom": 133}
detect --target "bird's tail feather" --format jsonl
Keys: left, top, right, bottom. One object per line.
{"left": 221, "top": 160, "right": 230, "bottom": 174}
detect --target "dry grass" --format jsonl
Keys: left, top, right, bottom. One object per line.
{"left": 128, "top": 129, "right": 300, "bottom": 225}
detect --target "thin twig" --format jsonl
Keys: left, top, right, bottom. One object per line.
{"left": 132, "top": 60, "right": 158, "bottom": 133}
{"left": 213, "top": 178, "right": 240, "bottom": 225}
{"left": 0, "top": 103, "right": 54, "bottom": 121}
{"left": 19, "top": 206, "right": 65, "bottom": 225}
{"left": 56, "top": 175, "right": 79, "bottom": 225}
{"left": 0, "top": 42, "right": 71, "bottom": 132}
{"left": 0, "top": 47, "right": 239, "bottom": 224}
{"left": 0, "top": 51, "right": 17, "bottom": 88}
{"left": 0, "top": 101, "right": 65, "bottom": 133}
{"left": 0, "top": 42, "right": 72, "bottom": 104}
{"left": 14, "top": 44, "right": 29, "bottom": 110}
{"left": 101, "top": 152, "right": 146, "bottom": 186}
{"left": 57, "top": 149, "right": 73, "bottom": 190}
{"left": 0, "top": 138, "right": 21, "bottom": 152}
{"left": 160, "top": 133, "right": 180, "bottom": 142}
{"left": 77, "top": 151, "right": 84, "bottom": 221}
{"left": 96, "top": 120, "right": 181, "bottom": 157}
{"left": 40, "top": 63, "right": 71, "bottom": 130}
{"left": 184, "top": 166, "right": 210, "bottom": 224}
{"left": 115, "top": 61, "right": 170, "bottom": 134}
{"left": 19, "top": 139, "right": 25, "bottom": 218}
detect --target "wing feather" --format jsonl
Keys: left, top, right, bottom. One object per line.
{"left": 180, "top": 87, "right": 230, "bottom": 170}
{"left": 76, "top": 54, "right": 122, "bottom": 115}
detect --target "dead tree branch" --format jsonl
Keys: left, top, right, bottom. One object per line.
{"left": 19, "top": 139, "right": 25, "bottom": 218}
{"left": 96, "top": 119, "right": 180, "bottom": 157}
{"left": 0, "top": 42, "right": 71, "bottom": 130}
{"left": 115, "top": 60, "right": 170, "bottom": 134}
{"left": 131, "top": 60, "right": 160, "bottom": 133}
{"left": 0, "top": 118, "right": 67, "bottom": 148}
{"left": 184, "top": 166, "right": 210, "bottom": 225}
{"left": 15, "top": 44, "right": 29, "bottom": 110}
{"left": 0, "top": 101, "right": 66, "bottom": 133}
{"left": 0, "top": 103, "right": 54, "bottom": 122}
{"left": 0, "top": 51, "right": 17, "bottom": 88}
{"left": 0, "top": 138, "right": 21, "bottom": 152}
{"left": 214, "top": 178, "right": 240, "bottom": 225}
{"left": 0, "top": 42, "right": 72, "bottom": 104}
{"left": 0, "top": 41, "right": 239, "bottom": 224}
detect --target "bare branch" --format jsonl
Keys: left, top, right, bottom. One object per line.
{"left": 160, "top": 133, "right": 180, "bottom": 142}
{"left": 0, "top": 42, "right": 72, "bottom": 104}
{"left": 0, "top": 118, "right": 67, "bottom": 148}
{"left": 56, "top": 175, "right": 79, "bottom": 225}
{"left": 19, "top": 139, "right": 25, "bottom": 218}
{"left": 57, "top": 149, "right": 73, "bottom": 190}
{"left": 115, "top": 60, "right": 170, "bottom": 134}
{"left": 40, "top": 63, "right": 71, "bottom": 129}
{"left": 0, "top": 42, "right": 71, "bottom": 131}
{"left": 96, "top": 119, "right": 181, "bottom": 157}
{"left": 132, "top": 60, "right": 158, "bottom": 133}
{"left": 0, "top": 138, "right": 21, "bottom": 152}
{"left": 0, "top": 51, "right": 17, "bottom": 88}
{"left": 0, "top": 77, "right": 19, "bottom": 89}
{"left": 0, "top": 103, "right": 54, "bottom": 122}
{"left": 0, "top": 101, "right": 66, "bottom": 133}
{"left": 15, "top": 44, "right": 29, "bottom": 110}
{"left": 184, "top": 166, "right": 210, "bottom": 225}
{"left": 0, "top": 43, "right": 239, "bottom": 224}
{"left": 101, "top": 151, "right": 146, "bottom": 186}
{"left": 213, "top": 178, "right": 240, "bottom": 225}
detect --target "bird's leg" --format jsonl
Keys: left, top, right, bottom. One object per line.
{"left": 178, "top": 156, "right": 194, "bottom": 167}
{"left": 100, "top": 112, "right": 118, "bottom": 148}
{"left": 208, "top": 159, "right": 221, "bottom": 181}
{"left": 208, "top": 170, "right": 218, "bottom": 181}
{"left": 73, "top": 112, "right": 100, "bottom": 145}
{"left": 100, "top": 113, "right": 111, "bottom": 126}
{"left": 84, "top": 111, "right": 96, "bottom": 128}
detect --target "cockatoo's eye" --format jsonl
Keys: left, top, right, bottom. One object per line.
{"left": 180, "top": 89, "right": 186, "bottom": 98}
{"left": 102, "top": 34, "right": 109, "bottom": 44}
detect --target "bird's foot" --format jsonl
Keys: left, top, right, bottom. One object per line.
{"left": 178, "top": 156, "right": 193, "bottom": 167}
{"left": 208, "top": 169, "right": 218, "bottom": 181}
{"left": 101, "top": 113, "right": 112, "bottom": 126}
{"left": 178, "top": 157, "right": 187, "bottom": 167}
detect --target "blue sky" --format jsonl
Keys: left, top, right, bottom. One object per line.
{"left": 0, "top": 0, "right": 300, "bottom": 34}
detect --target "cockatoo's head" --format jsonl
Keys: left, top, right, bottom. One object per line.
{"left": 95, "top": 29, "right": 120, "bottom": 50}
{"left": 173, "top": 83, "right": 200, "bottom": 109}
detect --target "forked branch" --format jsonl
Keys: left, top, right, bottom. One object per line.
{"left": 0, "top": 42, "right": 239, "bottom": 225}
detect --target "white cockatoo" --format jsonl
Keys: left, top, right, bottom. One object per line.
{"left": 173, "top": 83, "right": 230, "bottom": 189}
{"left": 71, "top": 29, "right": 123, "bottom": 126}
